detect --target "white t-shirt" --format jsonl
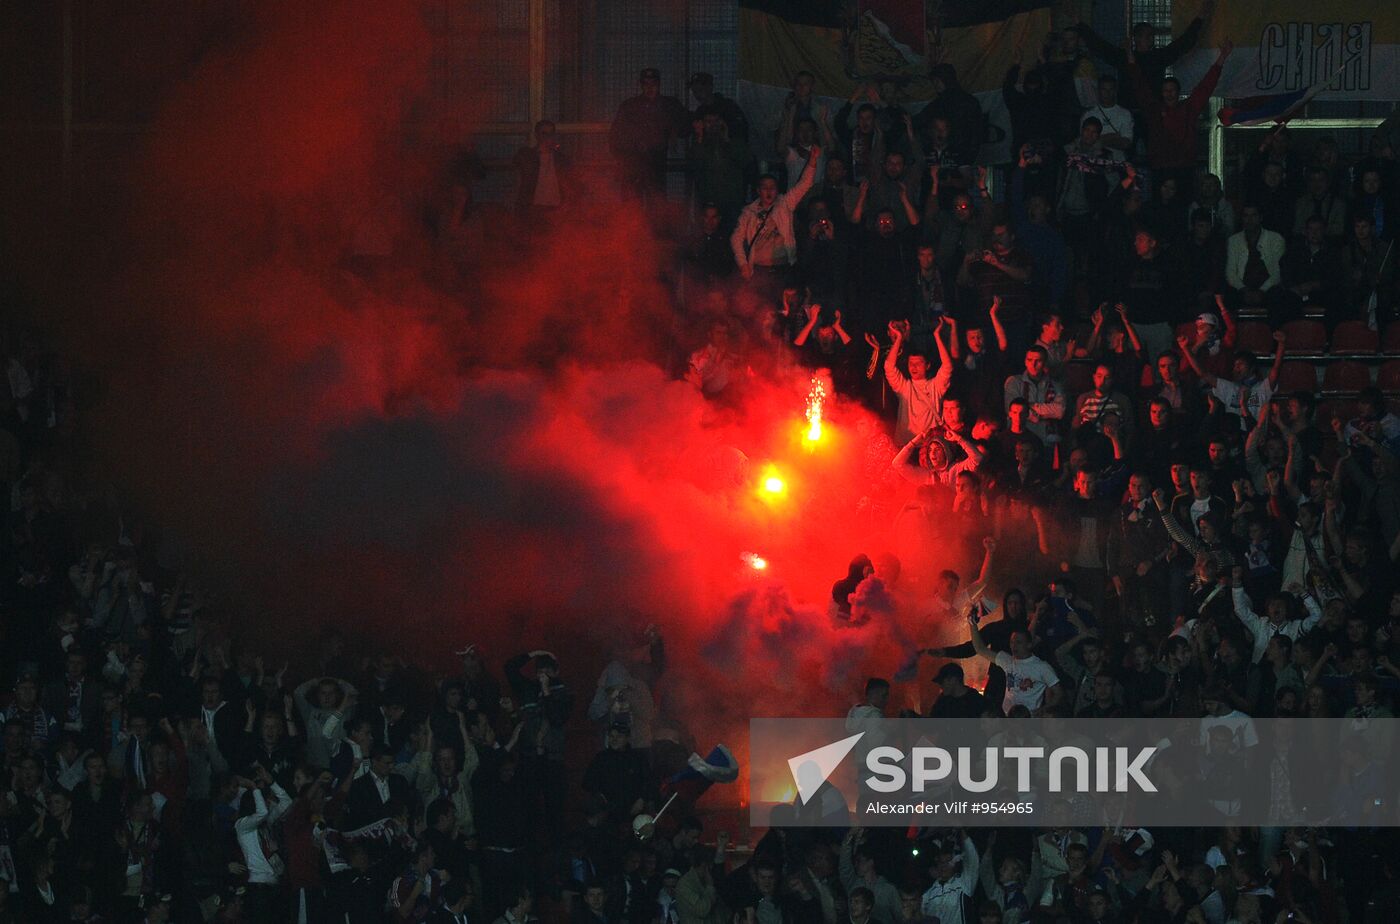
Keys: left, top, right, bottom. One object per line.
{"left": 1082, "top": 104, "right": 1134, "bottom": 143}
{"left": 1213, "top": 376, "right": 1275, "bottom": 427}
{"left": 1189, "top": 496, "right": 1214, "bottom": 535}
{"left": 994, "top": 652, "right": 1059, "bottom": 714}
{"left": 1199, "top": 710, "right": 1260, "bottom": 752}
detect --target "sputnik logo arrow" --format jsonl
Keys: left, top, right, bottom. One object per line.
{"left": 788, "top": 732, "right": 864, "bottom": 804}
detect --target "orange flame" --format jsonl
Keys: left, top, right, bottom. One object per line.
{"left": 761, "top": 781, "right": 797, "bottom": 803}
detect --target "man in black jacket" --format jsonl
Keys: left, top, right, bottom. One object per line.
{"left": 42, "top": 651, "right": 101, "bottom": 741}
{"left": 71, "top": 751, "right": 122, "bottom": 837}
{"left": 582, "top": 723, "right": 653, "bottom": 825}
{"left": 346, "top": 745, "right": 413, "bottom": 829}
{"left": 687, "top": 72, "right": 748, "bottom": 141}
{"left": 685, "top": 204, "right": 736, "bottom": 288}
{"left": 194, "top": 676, "right": 244, "bottom": 762}
{"left": 609, "top": 68, "right": 687, "bottom": 203}
{"left": 334, "top": 845, "right": 397, "bottom": 924}
{"left": 505, "top": 649, "right": 573, "bottom": 833}
{"left": 927, "top": 663, "right": 986, "bottom": 718}
{"left": 1269, "top": 214, "right": 1345, "bottom": 327}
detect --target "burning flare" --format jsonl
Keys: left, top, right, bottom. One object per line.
{"left": 804, "top": 376, "right": 826, "bottom": 442}
{"left": 741, "top": 552, "right": 768, "bottom": 571}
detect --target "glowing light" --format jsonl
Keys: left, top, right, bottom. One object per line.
{"left": 804, "top": 376, "right": 826, "bottom": 442}
{"left": 756, "top": 464, "right": 788, "bottom": 503}
{"left": 761, "top": 781, "right": 797, "bottom": 803}
{"left": 742, "top": 552, "right": 768, "bottom": 571}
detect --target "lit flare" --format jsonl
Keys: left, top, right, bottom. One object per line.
{"left": 804, "top": 376, "right": 826, "bottom": 442}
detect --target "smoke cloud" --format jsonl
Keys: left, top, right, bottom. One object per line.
{"left": 28, "top": 0, "right": 987, "bottom": 794}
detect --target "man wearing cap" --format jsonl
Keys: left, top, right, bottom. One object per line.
{"left": 688, "top": 72, "right": 748, "bottom": 141}
{"left": 1190, "top": 310, "right": 1225, "bottom": 356}
{"left": 610, "top": 68, "right": 688, "bottom": 203}
{"left": 656, "top": 867, "right": 683, "bottom": 923}
{"left": 927, "top": 663, "right": 985, "bottom": 718}
{"left": 1177, "top": 326, "right": 1286, "bottom": 430}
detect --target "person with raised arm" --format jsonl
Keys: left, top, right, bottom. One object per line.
{"left": 1128, "top": 38, "right": 1233, "bottom": 191}
{"left": 884, "top": 318, "right": 952, "bottom": 445}
{"left": 968, "top": 611, "right": 1061, "bottom": 716}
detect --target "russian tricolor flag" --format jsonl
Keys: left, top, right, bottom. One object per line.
{"left": 1218, "top": 87, "right": 1313, "bottom": 127}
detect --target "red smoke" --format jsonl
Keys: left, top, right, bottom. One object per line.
{"left": 33, "top": 1, "right": 984, "bottom": 794}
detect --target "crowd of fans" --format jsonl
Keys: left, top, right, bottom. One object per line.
{"left": 6, "top": 5, "right": 1400, "bottom": 923}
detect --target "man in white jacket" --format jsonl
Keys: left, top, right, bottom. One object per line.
{"left": 235, "top": 765, "right": 292, "bottom": 917}
{"left": 1225, "top": 203, "right": 1286, "bottom": 309}
{"left": 920, "top": 832, "right": 979, "bottom": 923}
{"left": 730, "top": 144, "right": 822, "bottom": 299}
{"left": 1229, "top": 566, "right": 1323, "bottom": 664}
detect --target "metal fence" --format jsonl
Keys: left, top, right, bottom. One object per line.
{"left": 425, "top": 0, "right": 738, "bottom": 203}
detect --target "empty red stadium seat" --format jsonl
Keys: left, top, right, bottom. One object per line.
{"left": 1235, "top": 321, "right": 1274, "bottom": 354}
{"left": 1332, "top": 320, "right": 1379, "bottom": 354}
{"left": 1322, "top": 360, "right": 1372, "bottom": 393}
{"left": 1276, "top": 361, "right": 1318, "bottom": 394}
{"left": 1280, "top": 319, "right": 1326, "bottom": 353}
{"left": 1379, "top": 359, "right": 1400, "bottom": 393}
{"left": 1383, "top": 321, "right": 1400, "bottom": 354}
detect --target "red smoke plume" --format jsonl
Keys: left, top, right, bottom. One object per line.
{"left": 34, "top": 1, "right": 982, "bottom": 793}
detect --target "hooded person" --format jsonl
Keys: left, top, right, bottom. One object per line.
{"left": 892, "top": 429, "right": 985, "bottom": 487}
{"left": 916, "top": 63, "right": 984, "bottom": 166}
{"left": 832, "top": 555, "right": 875, "bottom": 621}
{"left": 587, "top": 658, "right": 656, "bottom": 750}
